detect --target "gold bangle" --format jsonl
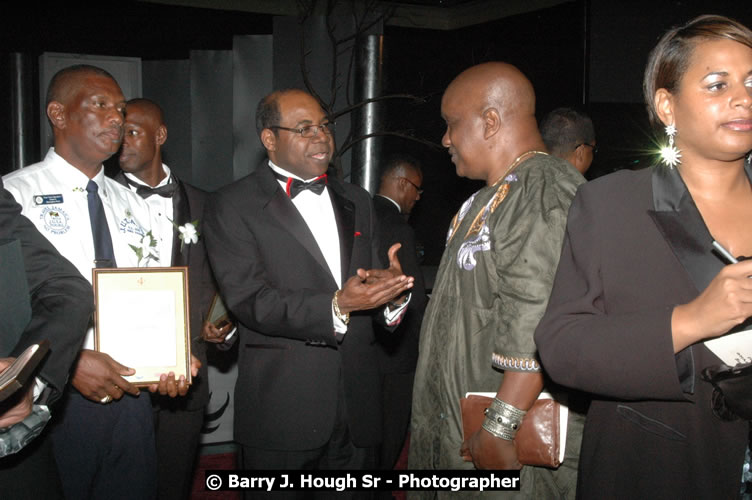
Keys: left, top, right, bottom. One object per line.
{"left": 333, "top": 290, "right": 350, "bottom": 325}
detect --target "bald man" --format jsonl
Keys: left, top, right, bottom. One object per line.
{"left": 409, "top": 63, "right": 585, "bottom": 498}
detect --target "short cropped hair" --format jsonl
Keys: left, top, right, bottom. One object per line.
{"left": 255, "top": 93, "right": 282, "bottom": 138}
{"left": 540, "top": 108, "right": 595, "bottom": 156}
{"left": 126, "top": 98, "right": 165, "bottom": 125}
{"left": 46, "top": 64, "right": 116, "bottom": 107}
{"left": 643, "top": 15, "right": 752, "bottom": 128}
{"left": 380, "top": 154, "right": 422, "bottom": 181}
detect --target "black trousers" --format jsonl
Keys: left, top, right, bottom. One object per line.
{"left": 0, "top": 429, "right": 63, "bottom": 500}
{"left": 378, "top": 371, "right": 414, "bottom": 470}
{"left": 50, "top": 390, "right": 157, "bottom": 500}
{"left": 153, "top": 403, "right": 205, "bottom": 500}
{"left": 241, "top": 376, "right": 376, "bottom": 500}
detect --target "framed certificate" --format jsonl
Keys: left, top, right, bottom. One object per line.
{"left": 93, "top": 267, "right": 191, "bottom": 386}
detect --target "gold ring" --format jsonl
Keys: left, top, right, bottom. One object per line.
{"left": 100, "top": 395, "right": 113, "bottom": 404}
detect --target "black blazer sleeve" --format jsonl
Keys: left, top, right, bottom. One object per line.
{"left": 203, "top": 188, "right": 335, "bottom": 345}
{"left": 534, "top": 181, "right": 686, "bottom": 401}
{"left": 1, "top": 180, "right": 92, "bottom": 403}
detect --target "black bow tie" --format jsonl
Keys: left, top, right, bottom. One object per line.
{"left": 273, "top": 171, "right": 328, "bottom": 198}
{"left": 126, "top": 176, "right": 177, "bottom": 199}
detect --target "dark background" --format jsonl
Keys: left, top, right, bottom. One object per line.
{"left": 1, "top": 0, "right": 751, "bottom": 266}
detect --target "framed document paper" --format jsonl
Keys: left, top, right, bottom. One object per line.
{"left": 93, "top": 267, "right": 191, "bottom": 386}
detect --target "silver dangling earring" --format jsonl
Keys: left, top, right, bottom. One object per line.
{"left": 660, "top": 123, "right": 681, "bottom": 168}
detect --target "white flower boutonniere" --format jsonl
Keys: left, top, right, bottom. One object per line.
{"left": 129, "top": 230, "right": 160, "bottom": 266}
{"left": 171, "top": 219, "right": 200, "bottom": 252}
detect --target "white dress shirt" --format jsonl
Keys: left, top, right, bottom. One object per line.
{"left": 375, "top": 193, "right": 401, "bottom": 213}
{"left": 124, "top": 164, "right": 174, "bottom": 263}
{"left": 3, "top": 148, "right": 158, "bottom": 349}
{"left": 268, "top": 162, "right": 408, "bottom": 334}
{"left": 269, "top": 161, "right": 342, "bottom": 287}
{"left": 269, "top": 161, "right": 349, "bottom": 333}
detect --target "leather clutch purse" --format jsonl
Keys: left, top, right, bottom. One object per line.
{"left": 460, "top": 394, "right": 561, "bottom": 468}
{"left": 702, "top": 362, "right": 752, "bottom": 421}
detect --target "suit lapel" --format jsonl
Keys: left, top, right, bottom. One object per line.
{"left": 647, "top": 165, "right": 721, "bottom": 294}
{"left": 328, "top": 179, "right": 355, "bottom": 283}
{"left": 260, "top": 166, "right": 333, "bottom": 279}
{"left": 171, "top": 179, "right": 190, "bottom": 267}
{"left": 645, "top": 164, "right": 752, "bottom": 394}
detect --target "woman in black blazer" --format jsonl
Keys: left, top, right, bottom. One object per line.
{"left": 535, "top": 15, "right": 752, "bottom": 499}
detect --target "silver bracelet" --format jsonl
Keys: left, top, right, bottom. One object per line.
{"left": 481, "top": 415, "right": 517, "bottom": 441}
{"left": 481, "top": 398, "right": 527, "bottom": 440}
{"left": 489, "top": 397, "right": 527, "bottom": 423}
{"left": 484, "top": 407, "right": 521, "bottom": 431}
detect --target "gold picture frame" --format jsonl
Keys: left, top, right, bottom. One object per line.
{"left": 93, "top": 267, "right": 191, "bottom": 387}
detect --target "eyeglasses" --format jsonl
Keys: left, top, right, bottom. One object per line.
{"left": 576, "top": 143, "right": 598, "bottom": 154}
{"left": 398, "top": 177, "right": 424, "bottom": 195}
{"left": 269, "top": 122, "right": 335, "bottom": 138}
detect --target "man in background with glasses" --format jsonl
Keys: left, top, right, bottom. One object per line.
{"left": 372, "top": 155, "right": 428, "bottom": 474}
{"left": 540, "top": 107, "right": 596, "bottom": 176}
{"left": 204, "top": 89, "right": 413, "bottom": 490}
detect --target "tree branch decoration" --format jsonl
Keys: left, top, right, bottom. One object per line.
{"left": 296, "top": 0, "right": 441, "bottom": 178}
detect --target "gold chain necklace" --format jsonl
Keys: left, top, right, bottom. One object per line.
{"left": 447, "top": 150, "right": 548, "bottom": 243}
{"left": 491, "top": 150, "right": 547, "bottom": 186}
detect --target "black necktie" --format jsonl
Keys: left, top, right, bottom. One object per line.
{"left": 273, "top": 171, "right": 327, "bottom": 198}
{"left": 86, "top": 180, "right": 116, "bottom": 268}
{"left": 128, "top": 178, "right": 177, "bottom": 199}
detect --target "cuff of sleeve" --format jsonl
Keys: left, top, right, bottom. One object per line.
{"left": 492, "top": 352, "right": 541, "bottom": 372}
{"left": 384, "top": 292, "right": 411, "bottom": 326}
{"left": 333, "top": 305, "right": 348, "bottom": 335}
{"left": 33, "top": 377, "right": 48, "bottom": 402}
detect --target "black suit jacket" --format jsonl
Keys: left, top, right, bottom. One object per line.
{"left": 534, "top": 166, "right": 748, "bottom": 499}
{"left": 114, "top": 172, "right": 216, "bottom": 410}
{"left": 0, "top": 179, "right": 91, "bottom": 405}
{"left": 204, "top": 164, "right": 386, "bottom": 450}
{"left": 372, "top": 195, "right": 426, "bottom": 374}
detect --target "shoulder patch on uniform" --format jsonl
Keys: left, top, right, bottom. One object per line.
{"left": 39, "top": 206, "right": 70, "bottom": 235}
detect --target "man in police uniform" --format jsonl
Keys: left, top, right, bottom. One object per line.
{"left": 3, "top": 64, "right": 159, "bottom": 499}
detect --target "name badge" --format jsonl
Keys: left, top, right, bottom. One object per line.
{"left": 34, "top": 194, "right": 64, "bottom": 205}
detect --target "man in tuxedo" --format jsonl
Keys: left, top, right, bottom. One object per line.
{"left": 116, "top": 98, "right": 231, "bottom": 500}
{"left": 204, "top": 89, "right": 413, "bottom": 490}
{"left": 0, "top": 179, "right": 92, "bottom": 499}
{"left": 372, "top": 155, "right": 427, "bottom": 471}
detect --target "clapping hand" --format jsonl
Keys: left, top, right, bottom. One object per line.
{"left": 337, "top": 243, "right": 414, "bottom": 314}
